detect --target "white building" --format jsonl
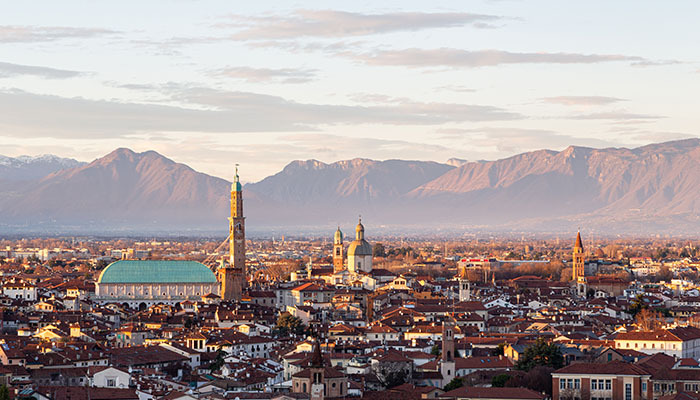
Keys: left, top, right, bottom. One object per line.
{"left": 3, "top": 281, "right": 37, "bottom": 301}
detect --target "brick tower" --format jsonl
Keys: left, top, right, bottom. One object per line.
{"left": 333, "top": 227, "right": 344, "bottom": 273}
{"left": 220, "top": 165, "right": 246, "bottom": 301}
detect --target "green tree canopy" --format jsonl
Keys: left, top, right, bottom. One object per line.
{"left": 274, "top": 313, "right": 306, "bottom": 336}
{"left": 491, "top": 373, "right": 511, "bottom": 387}
{"left": 443, "top": 377, "right": 464, "bottom": 391}
{"left": 515, "top": 338, "right": 564, "bottom": 371}
{"left": 0, "top": 384, "right": 10, "bottom": 400}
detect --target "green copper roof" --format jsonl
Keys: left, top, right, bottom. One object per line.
{"left": 98, "top": 260, "right": 217, "bottom": 284}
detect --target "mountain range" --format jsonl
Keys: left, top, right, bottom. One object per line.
{"left": 2, "top": 139, "right": 700, "bottom": 235}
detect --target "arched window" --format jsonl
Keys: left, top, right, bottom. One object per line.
{"left": 303, "top": 383, "right": 307, "bottom": 392}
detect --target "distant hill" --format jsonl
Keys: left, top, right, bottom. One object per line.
{"left": 2, "top": 139, "right": 700, "bottom": 234}
{"left": 0, "top": 154, "right": 84, "bottom": 181}
{"left": 0, "top": 148, "right": 231, "bottom": 230}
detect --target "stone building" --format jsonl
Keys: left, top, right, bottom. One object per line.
{"left": 95, "top": 260, "right": 219, "bottom": 308}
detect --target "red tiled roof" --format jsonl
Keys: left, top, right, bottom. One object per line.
{"left": 441, "top": 386, "right": 545, "bottom": 399}
{"left": 554, "top": 361, "right": 649, "bottom": 376}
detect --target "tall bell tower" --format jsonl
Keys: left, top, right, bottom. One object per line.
{"left": 220, "top": 165, "right": 246, "bottom": 301}
{"left": 573, "top": 231, "right": 587, "bottom": 297}
{"left": 333, "top": 227, "right": 344, "bottom": 273}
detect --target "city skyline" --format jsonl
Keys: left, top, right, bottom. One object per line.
{"left": 1, "top": 1, "right": 698, "bottom": 181}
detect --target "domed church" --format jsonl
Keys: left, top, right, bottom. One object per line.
{"left": 347, "top": 218, "right": 372, "bottom": 273}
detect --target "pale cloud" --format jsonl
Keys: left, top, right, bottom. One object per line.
{"left": 225, "top": 10, "right": 504, "bottom": 40}
{"left": 346, "top": 48, "right": 650, "bottom": 68}
{"left": 540, "top": 96, "right": 625, "bottom": 106}
{"left": 569, "top": 111, "right": 662, "bottom": 120}
{"left": 214, "top": 66, "right": 317, "bottom": 83}
{"left": 436, "top": 127, "right": 620, "bottom": 154}
{"left": 0, "top": 25, "right": 116, "bottom": 43}
{"left": 436, "top": 85, "right": 477, "bottom": 93}
{"left": 0, "top": 61, "right": 83, "bottom": 79}
{"left": 0, "top": 87, "right": 521, "bottom": 138}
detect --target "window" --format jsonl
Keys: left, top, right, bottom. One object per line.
{"left": 106, "top": 378, "right": 116, "bottom": 387}
{"left": 642, "top": 382, "right": 647, "bottom": 392}
{"left": 592, "top": 380, "right": 598, "bottom": 390}
{"left": 608, "top": 353, "right": 612, "bottom": 361}
{"left": 567, "top": 379, "right": 573, "bottom": 389}
{"left": 605, "top": 380, "right": 611, "bottom": 390}
{"left": 575, "top": 379, "right": 581, "bottom": 389}
{"left": 560, "top": 380, "right": 566, "bottom": 390}
{"left": 625, "top": 383, "right": 632, "bottom": 400}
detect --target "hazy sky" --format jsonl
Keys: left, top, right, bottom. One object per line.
{"left": 1, "top": 1, "right": 698, "bottom": 182}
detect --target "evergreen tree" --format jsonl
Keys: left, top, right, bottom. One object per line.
{"left": 443, "top": 377, "right": 463, "bottom": 391}
{"left": 0, "top": 384, "right": 10, "bottom": 400}
{"left": 515, "top": 338, "right": 564, "bottom": 371}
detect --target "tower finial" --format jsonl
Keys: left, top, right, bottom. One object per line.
{"left": 235, "top": 163, "right": 239, "bottom": 182}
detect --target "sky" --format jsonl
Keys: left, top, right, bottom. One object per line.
{"left": 0, "top": 1, "right": 698, "bottom": 182}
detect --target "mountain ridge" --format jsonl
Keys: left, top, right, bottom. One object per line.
{"left": 2, "top": 138, "right": 700, "bottom": 234}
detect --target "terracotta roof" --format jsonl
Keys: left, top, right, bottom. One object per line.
{"left": 554, "top": 361, "right": 649, "bottom": 376}
{"left": 441, "top": 386, "right": 545, "bottom": 399}
{"left": 455, "top": 356, "right": 513, "bottom": 370}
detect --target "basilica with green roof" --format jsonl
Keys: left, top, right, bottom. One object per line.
{"left": 95, "top": 260, "right": 220, "bottom": 308}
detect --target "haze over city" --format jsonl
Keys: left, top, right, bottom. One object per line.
{"left": 3, "top": 3, "right": 700, "bottom": 400}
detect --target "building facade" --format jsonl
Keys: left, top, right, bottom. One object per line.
{"left": 95, "top": 260, "right": 219, "bottom": 308}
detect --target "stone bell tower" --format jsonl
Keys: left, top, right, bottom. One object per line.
{"left": 220, "top": 165, "right": 246, "bottom": 301}
{"left": 333, "top": 227, "right": 344, "bottom": 273}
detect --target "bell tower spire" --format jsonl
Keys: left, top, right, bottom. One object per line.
{"left": 221, "top": 164, "right": 246, "bottom": 301}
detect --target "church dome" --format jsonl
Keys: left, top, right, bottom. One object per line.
{"left": 348, "top": 217, "right": 372, "bottom": 256}
{"left": 97, "top": 260, "right": 217, "bottom": 284}
{"left": 348, "top": 239, "right": 372, "bottom": 256}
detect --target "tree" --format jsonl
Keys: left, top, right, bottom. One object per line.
{"left": 0, "top": 384, "right": 10, "bottom": 400}
{"left": 443, "top": 377, "right": 463, "bottom": 391}
{"left": 629, "top": 294, "right": 646, "bottom": 317}
{"left": 656, "top": 265, "right": 673, "bottom": 282}
{"left": 209, "top": 350, "right": 226, "bottom": 373}
{"left": 431, "top": 344, "right": 440, "bottom": 356}
{"left": 491, "top": 373, "right": 511, "bottom": 387}
{"left": 373, "top": 243, "right": 386, "bottom": 257}
{"left": 274, "top": 313, "right": 306, "bottom": 336}
{"left": 515, "top": 338, "right": 564, "bottom": 371}
{"left": 380, "top": 369, "right": 410, "bottom": 388}
{"left": 635, "top": 308, "right": 663, "bottom": 331}
{"left": 492, "top": 342, "right": 506, "bottom": 356}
